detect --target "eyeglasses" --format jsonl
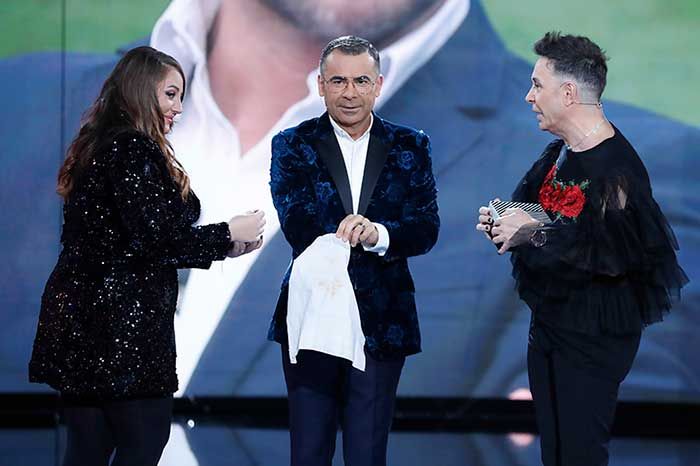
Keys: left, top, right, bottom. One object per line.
{"left": 322, "top": 75, "right": 377, "bottom": 95}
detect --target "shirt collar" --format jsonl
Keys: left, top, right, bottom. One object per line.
{"left": 151, "top": 0, "right": 469, "bottom": 105}
{"left": 329, "top": 113, "right": 374, "bottom": 143}
{"left": 151, "top": 0, "right": 220, "bottom": 77}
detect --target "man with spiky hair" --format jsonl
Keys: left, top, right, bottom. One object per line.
{"left": 478, "top": 32, "right": 688, "bottom": 466}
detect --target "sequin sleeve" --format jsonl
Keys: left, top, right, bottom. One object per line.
{"left": 107, "top": 134, "right": 231, "bottom": 268}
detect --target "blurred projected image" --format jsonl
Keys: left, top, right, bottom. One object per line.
{"left": 1, "top": 0, "right": 699, "bottom": 404}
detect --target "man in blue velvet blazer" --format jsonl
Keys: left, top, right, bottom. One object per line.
{"left": 268, "top": 37, "right": 438, "bottom": 466}
{"left": 268, "top": 113, "right": 439, "bottom": 358}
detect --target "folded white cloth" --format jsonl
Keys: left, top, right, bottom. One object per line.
{"left": 287, "top": 234, "right": 366, "bottom": 371}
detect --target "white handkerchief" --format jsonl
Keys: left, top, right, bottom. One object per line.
{"left": 287, "top": 234, "right": 366, "bottom": 371}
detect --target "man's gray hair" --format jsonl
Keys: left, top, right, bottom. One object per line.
{"left": 319, "top": 35, "right": 380, "bottom": 75}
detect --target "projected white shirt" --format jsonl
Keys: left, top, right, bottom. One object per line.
{"left": 150, "top": 0, "right": 468, "bottom": 398}
{"left": 151, "top": 1, "right": 469, "bottom": 465}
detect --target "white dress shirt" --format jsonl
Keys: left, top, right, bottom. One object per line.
{"left": 329, "top": 114, "right": 390, "bottom": 254}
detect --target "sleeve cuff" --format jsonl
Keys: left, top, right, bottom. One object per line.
{"left": 363, "top": 222, "right": 390, "bottom": 256}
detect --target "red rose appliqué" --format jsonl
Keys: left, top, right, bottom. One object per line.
{"left": 538, "top": 164, "right": 589, "bottom": 220}
{"left": 559, "top": 185, "right": 586, "bottom": 218}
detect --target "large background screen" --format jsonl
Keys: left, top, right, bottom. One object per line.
{"left": 1, "top": 0, "right": 698, "bottom": 402}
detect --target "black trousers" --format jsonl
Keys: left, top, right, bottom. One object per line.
{"left": 528, "top": 318, "right": 641, "bottom": 466}
{"left": 281, "top": 346, "right": 405, "bottom": 466}
{"left": 61, "top": 395, "right": 172, "bottom": 466}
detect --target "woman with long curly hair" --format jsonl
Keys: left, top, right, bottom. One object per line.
{"left": 29, "top": 46, "right": 266, "bottom": 466}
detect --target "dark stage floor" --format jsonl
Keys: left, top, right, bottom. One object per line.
{"left": 3, "top": 421, "right": 699, "bottom": 466}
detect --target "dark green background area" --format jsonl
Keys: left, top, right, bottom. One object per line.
{"left": 1, "top": 0, "right": 698, "bottom": 126}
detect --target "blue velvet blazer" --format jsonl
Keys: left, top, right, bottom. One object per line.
{"left": 268, "top": 113, "right": 440, "bottom": 360}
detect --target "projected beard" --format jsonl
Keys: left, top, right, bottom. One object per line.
{"left": 262, "top": 0, "right": 443, "bottom": 45}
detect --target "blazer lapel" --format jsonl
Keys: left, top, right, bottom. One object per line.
{"left": 313, "top": 114, "right": 353, "bottom": 215}
{"left": 358, "top": 116, "right": 389, "bottom": 216}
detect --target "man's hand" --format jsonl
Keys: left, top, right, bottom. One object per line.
{"left": 476, "top": 205, "right": 495, "bottom": 240}
{"left": 490, "top": 208, "right": 539, "bottom": 255}
{"left": 475, "top": 198, "right": 501, "bottom": 240}
{"left": 336, "top": 214, "right": 378, "bottom": 248}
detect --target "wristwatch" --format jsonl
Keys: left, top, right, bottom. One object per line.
{"left": 529, "top": 226, "right": 547, "bottom": 248}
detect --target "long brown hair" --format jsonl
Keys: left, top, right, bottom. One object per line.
{"left": 57, "top": 46, "right": 190, "bottom": 199}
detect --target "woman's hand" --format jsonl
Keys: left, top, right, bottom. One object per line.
{"left": 227, "top": 237, "right": 264, "bottom": 258}
{"left": 228, "top": 210, "right": 265, "bottom": 243}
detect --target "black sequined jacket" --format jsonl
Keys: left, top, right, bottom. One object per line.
{"left": 29, "top": 130, "right": 232, "bottom": 400}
